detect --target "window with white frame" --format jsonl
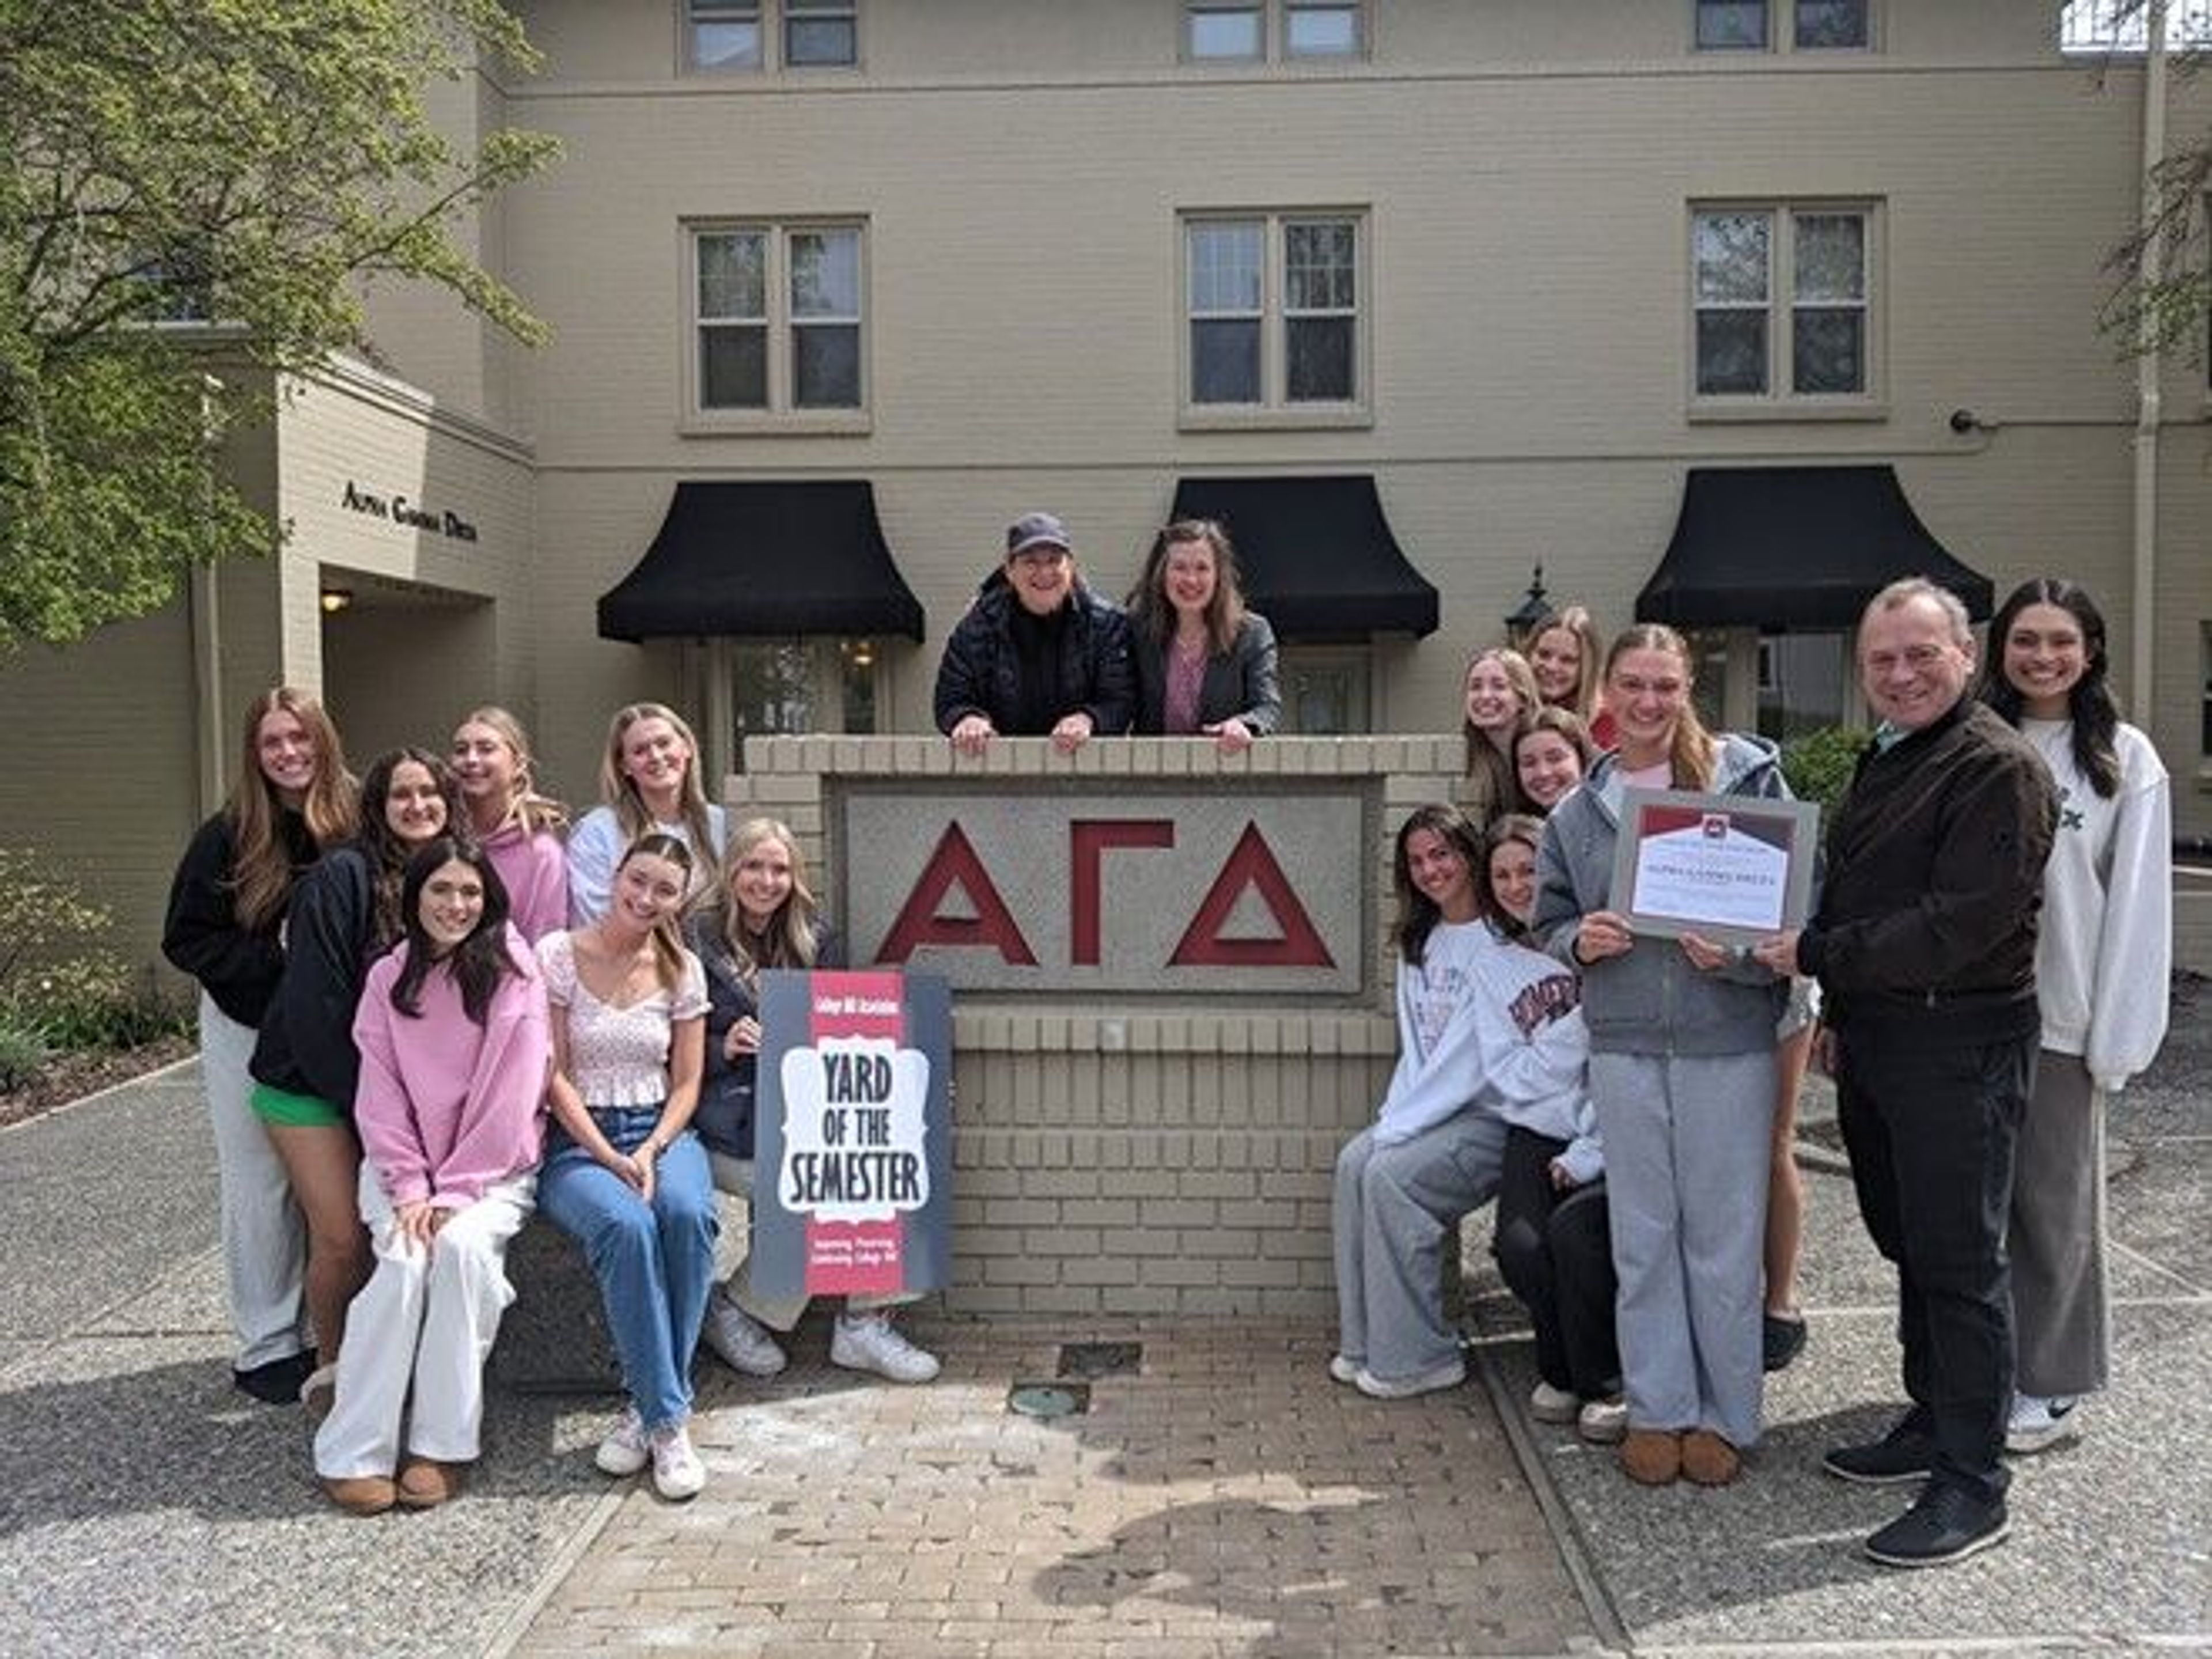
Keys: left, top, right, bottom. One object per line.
{"left": 1185, "top": 213, "right": 1363, "bottom": 411}
{"left": 1695, "top": 0, "right": 1870, "bottom": 51}
{"left": 1185, "top": 1, "right": 1362, "bottom": 61}
{"left": 1277, "top": 646, "right": 1372, "bottom": 734}
{"left": 1692, "top": 204, "right": 1874, "bottom": 402}
{"left": 686, "top": 0, "right": 855, "bottom": 70}
{"left": 692, "top": 222, "right": 863, "bottom": 413}
{"left": 2062, "top": 0, "right": 2212, "bottom": 52}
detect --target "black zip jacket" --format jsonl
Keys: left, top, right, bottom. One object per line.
{"left": 1798, "top": 698, "right": 2055, "bottom": 1045}
{"left": 161, "top": 809, "right": 322, "bottom": 1028}
{"left": 933, "top": 579, "right": 1135, "bottom": 737}
{"left": 685, "top": 917, "right": 844, "bottom": 1161}
{"left": 247, "top": 844, "right": 381, "bottom": 1109}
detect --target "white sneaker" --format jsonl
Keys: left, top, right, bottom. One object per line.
{"left": 2006, "top": 1393, "right": 2080, "bottom": 1455}
{"left": 1529, "top": 1381, "right": 1580, "bottom": 1424}
{"left": 594, "top": 1408, "right": 649, "bottom": 1478}
{"left": 649, "top": 1423, "right": 706, "bottom": 1501}
{"left": 1354, "top": 1355, "right": 1467, "bottom": 1399}
{"left": 1328, "top": 1354, "right": 1362, "bottom": 1386}
{"left": 1577, "top": 1395, "right": 1629, "bottom": 1445}
{"left": 702, "top": 1290, "right": 789, "bottom": 1378}
{"left": 830, "top": 1313, "right": 941, "bottom": 1384}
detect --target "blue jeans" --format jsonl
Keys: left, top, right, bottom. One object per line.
{"left": 537, "top": 1108, "right": 718, "bottom": 1432}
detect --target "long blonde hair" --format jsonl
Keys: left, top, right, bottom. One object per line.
{"left": 599, "top": 703, "right": 719, "bottom": 890}
{"left": 226, "top": 687, "right": 358, "bottom": 931}
{"left": 1603, "top": 624, "right": 1715, "bottom": 791}
{"left": 457, "top": 705, "right": 569, "bottom": 838}
{"left": 613, "top": 832, "right": 697, "bottom": 994}
{"left": 1529, "top": 604, "right": 1605, "bottom": 726}
{"left": 1461, "top": 647, "right": 1539, "bottom": 819}
{"left": 711, "top": 818, "right": 821, "bottom": 987}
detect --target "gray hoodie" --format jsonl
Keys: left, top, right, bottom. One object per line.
{"left": 1532, "top": 733, "right": 1790, "bottom": 1057}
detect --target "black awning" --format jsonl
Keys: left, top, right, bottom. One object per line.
{"left": 597, "top": 480, "right": 925, "bottom": 643}
{"left": 1636, "top": 465, "right": 1993, "bottom": 631}
{"left": 1168, "top": 475, "right": 1439, "bottom": 638}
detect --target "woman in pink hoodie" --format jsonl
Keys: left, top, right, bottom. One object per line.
{"left": 314, "top": 838, "right": 552, "bottom": 1516}
{"left": 452, "top": 707, "right": 570, "bottom": 944}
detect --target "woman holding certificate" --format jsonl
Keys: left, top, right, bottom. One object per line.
{"left": 1531, "top": 624, "right": 1793, "bottom": 1488}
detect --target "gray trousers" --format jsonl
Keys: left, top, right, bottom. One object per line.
{"left": 1592, "top": 1050, "right": 1775, "bottom": 1448}
{"left": 199, "top": 995, "right": 309, "bottom": 1369}
{"left": 2009, "top": 1051, "right": 2108, "bottom": 1397}
{"left": 704, "top": 1151, "right": 916, "bottom": 1331}
{"left": 1332, "top": 1112, "right": 1509, "bottom": 1382}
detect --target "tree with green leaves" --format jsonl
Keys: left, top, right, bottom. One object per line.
{"left": 0, "top": 0, "right": 558, "bottom": 649}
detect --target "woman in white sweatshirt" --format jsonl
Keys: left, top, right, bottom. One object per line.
{"left": 1979, "top": 578, "right": 2171, "bottom": 1453}
{"left": 1330, "top": 804, "right": 1588, "bottom": 1400}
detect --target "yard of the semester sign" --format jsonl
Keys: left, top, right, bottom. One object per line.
{"left": 750, "top": 968, "right": 953, "bottom": 1299}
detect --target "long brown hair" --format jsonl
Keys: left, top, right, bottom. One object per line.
{"left": 1391, "top": 803, "right": 1486, "bottom": 968}
{"left": 1480, "top": 814, "right": 1546, "bottom": 942}
{"left": 599, "top": 703, "right": 719, "bottom": 892}
{"left": 614, "top": 832, "right": 698, "bottom": 993}
{"left": 710, "top": 817, "right": 821, "bottom": 987}
{"left": 357, "top": 748, "right": 465, "bottom": 948}
{"left": 226, "top": 687, "right": 357, "bottom": 931}
{"left": 456, "top": 705, "right": 569, "bottom": 837}
{"left": 1602, "top": 624, "right": 1715, "bottom": 791}
{"left": 1126, "top": 518, "right": 1248, "bottom": 657}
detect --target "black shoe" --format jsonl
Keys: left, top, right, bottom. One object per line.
{"left": 1863, "top": 1482, "right": 2009, "bottom": 1569}
{"left": 1822, "top": 1412, "right": 1935, "bottom": 1486}
{"left": 1762, "top": 1312, "right": 1808, "bottom": 1372}
{"left": 233, "top": 1351, "right": 315, "bottom": 1406}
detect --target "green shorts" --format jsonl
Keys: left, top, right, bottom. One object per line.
{"left": 249, "top": 1082, "right": 347, "bottom": 1129}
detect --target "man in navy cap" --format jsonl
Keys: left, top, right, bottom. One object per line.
{"left": 934, "top": 512, "right": 1135, "bottom": 755}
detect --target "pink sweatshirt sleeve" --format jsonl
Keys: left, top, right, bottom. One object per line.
{"left": 426, "top": 952, "right": 553, "bottom": 1208}
{"left": 512, "top": 834, "right": 571, "bottom": 946}
{"left": 352, "top": 957, "right": 436, "bottom": 1207}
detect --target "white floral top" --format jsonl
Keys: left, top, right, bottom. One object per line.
{"left": 536, "top": 930, "right": 708, "bottom": 1109}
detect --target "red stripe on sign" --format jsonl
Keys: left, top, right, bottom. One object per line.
{"left": 808, "top": 970, "right": 906, "bottom": 1042}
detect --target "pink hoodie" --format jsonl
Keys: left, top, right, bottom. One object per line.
{"left": 351, "top": 925, "right": 552, "bottom": 1209}
{"left": 482, "top": 822, "right": 569, "bottom": 945}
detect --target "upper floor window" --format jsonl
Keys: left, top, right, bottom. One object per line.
{"left": 1185, "top": 213, "right": 1363, "bottom": 415}
{"left": 692, "top": 222, "right": 864, "bottom": 414}
{"left": 2062, "top": 1, "right": 2212, "bottom": 52}
{"left": 1692, "top": 204, "right": 1876, "bottom": 405}
{"left": 687, "top": 0, "right": 856, "bottom": 72}
{"left": 1185, "top": 2, "right": 1363, "bottom": 62}
{"left": 1695, "top": 0, "right": 1870, "bottom": 51}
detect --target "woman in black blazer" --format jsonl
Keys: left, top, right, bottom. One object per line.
{"left": 1126, "top": 518, "right": 1282, "bottom": 749}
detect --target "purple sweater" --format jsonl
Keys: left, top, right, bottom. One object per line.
{"left": 483, "top": 823, "right": 569, "bottom": 946}
{"left": 351, "top": 926, "right": 552, "bottom": 1209}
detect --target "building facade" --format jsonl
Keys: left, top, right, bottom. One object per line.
{"left": 4, "top": 1, "right": 2206, "bottom": 963}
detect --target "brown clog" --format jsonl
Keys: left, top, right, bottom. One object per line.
{"left": 1680, "top": 1429, "right": 1742, "bottom": 1486}
{"left": 1619, "top": 1429, "right": 1681, "bottom": 1486}
{"left": 320, "top": 1474, "right": 396, "bottom": 1516}
{"left": 396, "top": 1459, "right": 468, "bottom": 1509}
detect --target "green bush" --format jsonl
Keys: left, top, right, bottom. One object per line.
{"left": 1781, "top": 726, "right": 1873, "bottom": 811}
{"left": 0, "top": 1016, "right": 51, "bottom": 1091}
{"left": 20, "top": 958, "right": 190, "bottom": 1051}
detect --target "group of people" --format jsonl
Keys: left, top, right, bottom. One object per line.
{"left": 162, "top": 510, "right": 2171, "bottom": 1570}
{"left": 163, "top": 699, "right": 938, "bottom": 1517}
{"left": 1335, "top": 575, "right": 2169, "bottom": 1570}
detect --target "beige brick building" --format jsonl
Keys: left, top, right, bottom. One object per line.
{"left": 4, "top": 0, "right": 2207, "bottom": 964}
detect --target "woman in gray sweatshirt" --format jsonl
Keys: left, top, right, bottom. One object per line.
{"left": 1531, "top": 624, "right": 1792, "bottom": 1489}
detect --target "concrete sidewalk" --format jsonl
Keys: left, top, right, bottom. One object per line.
{"left": 2, "top": 977, "right": 2204, "bottom": 1656}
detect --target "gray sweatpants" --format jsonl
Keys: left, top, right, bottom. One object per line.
{"left": 2009, "top": 1050, "right": 2108, "bottom": 1397}
{"left": 1592, "top": 1050, "right": 1775, "bottom": 1449}
{"left": 1333, "top": 1112, "right": 1509, "bottom": 1383}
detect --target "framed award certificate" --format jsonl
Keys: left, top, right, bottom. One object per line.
{"left": 1608, "top": 788, "right": 1819, "bottom": 945}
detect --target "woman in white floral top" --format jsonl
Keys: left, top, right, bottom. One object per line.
{"left": 535, "top": 832, "right": 716, "bottom": 1501}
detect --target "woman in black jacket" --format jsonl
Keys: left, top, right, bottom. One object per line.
{"left": 687, "top": 818, "right": 941, "bottom": 1384}
{"left": 933, "top": 512, "right": 1135, "bottom": 755}
{"left": 162, "top": 687, "right": 357, "bottom": 1403}
{"left": 1126, "top": 518, "right": 1281, "bottom": 751}
{"left": 248, "top": 747, "right": 463, "bottom": 1411}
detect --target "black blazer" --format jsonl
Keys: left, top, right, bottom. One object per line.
{"left": 1131, "top": 612, "right": 1282, "bottom": 736}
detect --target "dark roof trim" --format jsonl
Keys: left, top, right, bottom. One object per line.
{"left": 597, "top": 480, "right": 925, "bottom": 643}
{"left": 1168, "top": 474, "right": 1440, "bottom": 638}
{"left": 1636, "top": 465, "right": 1993, "bottom": 631}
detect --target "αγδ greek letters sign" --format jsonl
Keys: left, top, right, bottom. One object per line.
{"left": 750, "top": 968, "right": 953, "bottom": 1298}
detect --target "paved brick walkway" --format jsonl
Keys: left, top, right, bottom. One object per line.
{"left": 505, "top": 1321, "right": 1594, "bottom": 1657}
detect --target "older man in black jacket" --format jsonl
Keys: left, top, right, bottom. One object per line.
{"left": 1756, "top": 576, "right": 2056, "bottom": 1570}
{"left": 933, "top": 512, "right": 1135, "bottom": 755}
